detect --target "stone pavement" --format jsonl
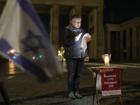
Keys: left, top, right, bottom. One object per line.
{"left": 0, "top": 62, "right": 140, "bottom": 105}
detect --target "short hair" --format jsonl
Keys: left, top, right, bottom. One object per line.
{"left": 70, "top": 14, "right": 81, "bottom": 20}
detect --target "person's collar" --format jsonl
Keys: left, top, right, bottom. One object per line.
{"left": 66, "top": 25, "right": 82, "bottom": 34}
{"left": 66, "top": 25, "right": 74, "bottom": 31}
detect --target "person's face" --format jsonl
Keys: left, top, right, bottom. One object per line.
{"left": 71, "top": 18, "right": 81, "bottom": 29}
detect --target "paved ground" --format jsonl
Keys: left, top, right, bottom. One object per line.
{"left": 0, "top": 62, "right": 140, "bottom": 105}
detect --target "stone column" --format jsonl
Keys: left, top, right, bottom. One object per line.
{"left": 126, "top": 29, "right": 130, "bottom": 60}
{"left": 113, "top": 31, "right": 120, "bottom": 60}
{"left": 50, "top": 5, "right": 59, "bottom": 51}
{"left": 96, "top": 7, "right": 104, "bottom": 59}
{"left": 88, "top": 7, "right": 104, "bottom": 61}
{"left": 136, "top": 26, "right": 140, "bottom": 60}
{"left": 138, "top": 26, "right": 140, "bottom": 59}
{"left": 132, "top": 27, "right": 137, "bottom": 60}
{"left": 119, "top": 31, "right": 124, "bottom": 60}
{"left": 88, "top": 9, "right": 98, "bottom": 60}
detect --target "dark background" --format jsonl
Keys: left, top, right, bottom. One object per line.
{"left": 104, "top": 0, "right": 140, "bottom": 23}
{"left": 38, "top": 0, "right": 140, "bottom": 46}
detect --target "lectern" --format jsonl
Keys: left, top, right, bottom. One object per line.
{"left": 88, "top": 65, "right": 124, "bottom": 105}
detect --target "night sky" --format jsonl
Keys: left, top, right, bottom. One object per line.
{"left": 104, "top": 0, "right": 140, "bottom": 23}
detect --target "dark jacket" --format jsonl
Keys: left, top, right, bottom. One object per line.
{"left": 62, "top": 25, "right": 86, "bottom": 58}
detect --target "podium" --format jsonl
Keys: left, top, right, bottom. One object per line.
{"left": 88, "top": 66, "right": 124, "bottom": 105}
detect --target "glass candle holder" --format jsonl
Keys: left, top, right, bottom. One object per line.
{"left": 102, "top": 54, "right": 111, "bottom": 66}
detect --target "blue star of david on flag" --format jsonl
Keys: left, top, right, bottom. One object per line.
{"left": 22, "top": 30, "right": 45, "bottom": 53}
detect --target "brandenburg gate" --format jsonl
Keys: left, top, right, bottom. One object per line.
{"left": 0, "top": 0, "right": 104, "bottom": 61}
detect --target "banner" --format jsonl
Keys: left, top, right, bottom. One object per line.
{"left": 100, "top": 68, "right": 121, "bottom": 96}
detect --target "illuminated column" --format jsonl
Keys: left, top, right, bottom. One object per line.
{"left": 96, "top": 8, "right": 104, "bottom": 59}
{"left": 132, "top": 27, "right": 137, "bottom": 60}
{"left": 126, "top": 29, "right": 130, "bottom": 60}
{"left": 50, "top": 5, "right": 59, "bottom": 51}
{"left": 88, "top": 9, "right": 98, "bottom": 60}
{"left": 88, "top": 7, "right": 104, "bottom": 60}
{"left": 97, "top": 8, "right": 104, "bottom": 59}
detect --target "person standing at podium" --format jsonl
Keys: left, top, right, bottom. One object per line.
{"left": 62, "top": 15, "right": 92, "bottom": 99}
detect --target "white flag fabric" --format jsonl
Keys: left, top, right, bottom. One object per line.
{"left": 0, "top": 0, "right": 63, "bottom": 81}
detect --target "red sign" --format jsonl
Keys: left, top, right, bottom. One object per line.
{"left": 100, "top": 68, "right": 121, "bottom": 96}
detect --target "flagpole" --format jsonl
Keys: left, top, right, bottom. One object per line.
{"left": 0, "top": 79, "right": 11, "bottom": 105}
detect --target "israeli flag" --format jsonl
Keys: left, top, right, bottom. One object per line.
{"left": 0, "top": 0, "right": 63, "bottom": 81}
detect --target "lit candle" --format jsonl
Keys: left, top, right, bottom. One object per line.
{"left": 102, "top": 54, "right": 111, "bottom": 66}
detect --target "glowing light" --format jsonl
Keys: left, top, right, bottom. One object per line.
{"left": 8, "top": 60, "right": 16, "bottom": 75}
{"left": 8, "top": 49, "right": 16, "bottom": 54}
{"left": 102, "top": 54, "right": 111, "bottom": 66}
{"left": 32, "top": 56, "right": 36, "bottom": 60}
{"left": 12, "top": 55, "right": 17, "bottom": 59}
{"left": 58, "top": 50, "right": 62, "bottom": 56}
{"left": 38, "top": 54, "right": 43, "bottom": 59}
{"left": 57, "top": 46, "right": 65, "bottom": 61}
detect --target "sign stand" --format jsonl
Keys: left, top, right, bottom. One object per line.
{"left": 89, "top": 66, "right": 124, "bottom": 105}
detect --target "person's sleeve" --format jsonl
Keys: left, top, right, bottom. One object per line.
{"left": 62, "top": 29, "right": 76, "bottom": 46}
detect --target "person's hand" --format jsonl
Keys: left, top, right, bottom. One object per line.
{"left": 83, "top": 33, "right": 92, "bottom": 43}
